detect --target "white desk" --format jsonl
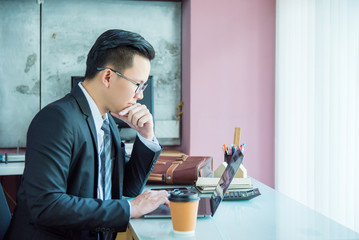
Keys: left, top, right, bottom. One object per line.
{"left": 0, "top": 163, "right": 25, "bottom": 176}
{"left": 128, "top": 179, "right": 359, "bottom": 240}
{"left": 3, "top": 162, "right": 359, "bottom": 239}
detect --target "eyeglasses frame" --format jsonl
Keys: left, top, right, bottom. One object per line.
{"left": 96, "top": 67, "right": 148, "bottom": 94}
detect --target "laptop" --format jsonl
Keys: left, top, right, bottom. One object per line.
{"left": 144, "top": 148, "right": 244, "bottom": 218}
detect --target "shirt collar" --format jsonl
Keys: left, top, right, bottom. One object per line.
{"left": 78, "top": 82, "right": 108, "bottom": 132}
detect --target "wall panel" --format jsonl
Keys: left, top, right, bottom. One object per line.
{"left": 0, "top": 0, "right": 40, "bottom": 147}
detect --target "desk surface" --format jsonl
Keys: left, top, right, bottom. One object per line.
{"left": 2, "top": 160, "right": 359, "bottom": 239}
{"left": 0, "top": 162, "right": 24, "bottom": 176}
{"left": 129, "top": 179, "right": 359, "bottom": 240}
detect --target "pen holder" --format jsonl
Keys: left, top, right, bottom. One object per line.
{"left": 224, "top": 154, "right": 232, "bottom": 164}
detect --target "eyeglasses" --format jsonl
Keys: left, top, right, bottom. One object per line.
{"left": 96, "top": 67, "right": 148, "bottom": 94}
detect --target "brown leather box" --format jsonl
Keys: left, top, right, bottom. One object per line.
{"left": 148, "top": 155, "right": 213, "bottom": 185}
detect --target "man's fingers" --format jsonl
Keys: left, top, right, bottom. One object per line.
{"left": 156, "top": 190, "right": 170, "bottom": 204}
{"left": 130, "top": 190, "right": 169, "bottom": 218}
{"left": 113, "top": 104, "right": 149, "bottom": 127}
{"left": 118, "top": 103, "right": 140, "bottom": 116}
{"left": 131, "top": 109, "right": 151, "bottom": 128}
{"left": 146, "top": 190, "right": 168, "bottom": 204}
{"left": 150, "top": 190, "right": 170, "bottom": 208}
{"left": 128, "top": 108, "right": 143, "bottom": 126}
{"left": 126, "top": 106, "right": 152, "bottom": 128}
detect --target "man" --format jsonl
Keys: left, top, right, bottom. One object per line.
{"left": 5, "top": 29, "right": 169, "bottom": 240}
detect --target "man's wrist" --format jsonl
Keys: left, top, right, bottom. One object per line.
{"left": 137, "top": 133, "right": 161, "bottom": 152}
{"left": 139, "top": 131, "right": 154, "bottom": 141}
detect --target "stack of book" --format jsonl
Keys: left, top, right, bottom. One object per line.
{"left": 195, "top": 177, "right": 252, "bottom": 193}
{"left": 0, "top": 153, "right": 25, "bottom": 163}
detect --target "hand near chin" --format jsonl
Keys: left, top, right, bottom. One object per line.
{"left": 111, "top": 103, "right": 154, "bottom": 140}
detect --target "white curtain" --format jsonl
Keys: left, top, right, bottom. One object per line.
{"left": 276, "top": 0, "right": 359, "bottom": 233}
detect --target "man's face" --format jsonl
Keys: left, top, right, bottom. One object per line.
{"left": 106, "top": 54, "right": 151, "bottom": 113}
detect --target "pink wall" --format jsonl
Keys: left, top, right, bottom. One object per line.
{"left": 181, "top": 0, "right": 276, "bottom": 187}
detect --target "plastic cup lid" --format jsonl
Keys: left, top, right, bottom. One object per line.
{"left": 169, "top": 190, "right": 200, "bottom": 202}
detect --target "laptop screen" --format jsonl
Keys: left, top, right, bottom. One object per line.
{"left": 210, "top": 148, "right": 244, "bottom": 215}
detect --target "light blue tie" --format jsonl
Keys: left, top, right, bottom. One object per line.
{"left": 101, "top": 119, "right": 112, "bottom": 200}
{"left": 100, "top": 120, "right": 113, "bottom": 240}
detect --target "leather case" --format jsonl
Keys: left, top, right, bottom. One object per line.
{"left": 148, "top": 155, "right": 213, "bottom": 185}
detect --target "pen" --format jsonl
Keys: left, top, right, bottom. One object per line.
{"left": 241, "top": 143, "right": 245, "bottom": 152}
{"left": 223, "top": 144, "right": 227, "bottom": 153}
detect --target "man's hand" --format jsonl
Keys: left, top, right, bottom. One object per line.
{"left": 129, "top": 190, "right": 169, "bottom": 218}
{"left": 111, "top": 103, "right": 154, "bottom": 140}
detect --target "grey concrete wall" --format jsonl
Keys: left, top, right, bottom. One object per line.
{"left": 0, "top": 0, "right": 40, "bottom": 148}
{"left": 0, "top": 0, "right": 181, "bottom": 147}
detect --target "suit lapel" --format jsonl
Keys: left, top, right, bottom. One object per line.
{"left": 71, "top": 85, "right": 98, "bottom": 151}
{"left": 71, "top": 85, "right": 99, "bottom": 196}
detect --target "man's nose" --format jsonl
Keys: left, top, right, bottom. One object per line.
{"left": 134, "top": 91, "right": 144, "bottom": 100}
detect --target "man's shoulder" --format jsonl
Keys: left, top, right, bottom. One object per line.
{"left": 33, "top": 94, "right": 81, "bottom": 123}
{"left": 44, "top": 93, "right": 79, "bottom": 112}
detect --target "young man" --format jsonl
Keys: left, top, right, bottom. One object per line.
{"left": 5, "top": 29, "right": 169, "bottom": 240}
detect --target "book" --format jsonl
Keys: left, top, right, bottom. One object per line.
{"left": 0, "top": 153, "right": 25, "bottom": 163}
{"left": 195, "top": 177, "right": 252, "bottom": 193}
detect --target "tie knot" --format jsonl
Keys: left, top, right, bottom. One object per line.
{"left": 101, "top": 119, "right": 111, "bottom": 134}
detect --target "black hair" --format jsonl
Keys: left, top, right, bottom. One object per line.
{"left": 85, "top": 29, "right": 155, "bottom": 79}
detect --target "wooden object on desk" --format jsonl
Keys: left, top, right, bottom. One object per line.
{"left": 233, "top": 127, "right": 241, "bottom": 147}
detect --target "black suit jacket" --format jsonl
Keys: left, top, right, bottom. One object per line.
{"left": 5, "top": 85, "right": 161, "bottom": 240}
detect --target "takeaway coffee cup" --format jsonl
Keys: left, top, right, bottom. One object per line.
{"left": 169, "top": 190, "right": 200, "bottom": 234}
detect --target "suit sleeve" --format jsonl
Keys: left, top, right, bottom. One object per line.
{"left": 22, "top": 105, "right": 129, "bottom": 232}
{"left": 122, "top": 136, "right": 162, "bottom": 197}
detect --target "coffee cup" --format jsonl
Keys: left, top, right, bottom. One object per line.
{"left": 169, "top": 190, "right": 200, "bottom": 234}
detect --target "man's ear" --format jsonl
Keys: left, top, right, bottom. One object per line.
{"left": 100, "top": 69, "right": 111, "bottom": 88}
